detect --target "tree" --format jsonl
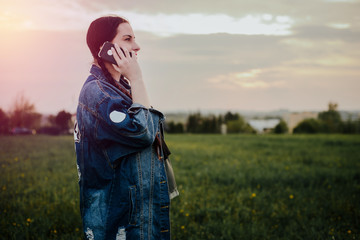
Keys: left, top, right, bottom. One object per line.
{"left": 227, "top": 116, "right": 255, "bottom": 134}
{"left": 274, "top": 120, "right": 288, "bottom": 134}
{"left": 293, "top": 118, "right": 322, "bottom": 134}
{"left": 201, "top": 115, "right": 220, "bottom": 133}
{"left": 328, "top": 102, "right": 338, "bottom": 111}
{"left": 318, "top": 102, "right": 342, "bottom": 133}
{"left": 165, "top": 121, "right": 184, "bottom": 133}
{"left": 224, "top": 111, "right": 240, "bottom": 123}
{"left": 186, "top": 112, "right": 203, "bottom": 133}
{"left": 55, "top": 110, "right": 72, "bottom": 133}
{"left": 9, "top": 93, "right": 41, "bottom": 129}
{"left": 174, "top": 122, "right": 184, "bottom": 133}
{"left": 47, "top": 114, "right": 57, "bottom": 126}
{"left": 0, "top": 108, "right": 10, "bottom": 134}
{"left": 227, "top": 119, "right": 245, "bottom": 133}
{"left": 342, "top": 117, "right": 360, "bottom": 134}
{"left": 185, "top": 111, "right": 256, "bottom": 134}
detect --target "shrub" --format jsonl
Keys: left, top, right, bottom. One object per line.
{"left": 274, "top": 120, "right": 288, "bottom": 134}
{"left": 293, "top": 118, "right": 322, "bottom": 134}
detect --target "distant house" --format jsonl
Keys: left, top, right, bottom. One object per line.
{"left": 220, "top": 123, "right": 227, "bottom": 134}
{"left": 284, "top": 112, "right": 318, "bottom": 133}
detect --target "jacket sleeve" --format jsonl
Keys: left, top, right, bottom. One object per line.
{"left": 95, "top": 95, "right": 163, "bottom": 164}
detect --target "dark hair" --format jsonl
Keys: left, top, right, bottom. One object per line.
{"left": 86, "top": 16, "right": 131, "bottom": 97}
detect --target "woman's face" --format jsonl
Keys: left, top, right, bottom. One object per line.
{"left": 111, "top": 22, "right": 140, "bottom": 53}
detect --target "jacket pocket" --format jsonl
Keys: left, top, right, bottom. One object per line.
{"left": 128, "top": 185, "right": 137, "bottom": 225}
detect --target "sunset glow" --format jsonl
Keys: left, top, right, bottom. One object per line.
{"left": 0, "top": 0, "right": 359, "bottom": 113}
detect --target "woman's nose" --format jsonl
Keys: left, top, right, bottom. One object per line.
{"left": 133, "top": 42, "right": 140, "bottom": 52}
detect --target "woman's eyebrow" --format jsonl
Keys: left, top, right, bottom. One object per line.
{"left": 123, "top": 34, "right": 134, "bottom": 38}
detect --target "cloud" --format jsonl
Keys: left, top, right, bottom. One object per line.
{"left": 208, "top": 69, "right": 285, "bottom": 89}
{"left": 2, "top": 0, "right": 359, "bottom": 36}
{"left": 328, "top": 23, "right": 351, "bottom": 29}
{"left": 71, "top": 0, "right": 360, "bottom": 32}
{"left": 292, "top": 25, "right": 360, "bottom": 42}
{"left": 0, "top": 0, "right": 359, "bottom": 112}
{"left": 125, "top": 12, "right": 294, "bottom": 36}
{"left": 0, "top": 3, "right": 294, "bottom": 36}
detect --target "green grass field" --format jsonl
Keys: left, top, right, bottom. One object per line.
{"left": 1, "top": 134, "right": 359, "bottom": 239}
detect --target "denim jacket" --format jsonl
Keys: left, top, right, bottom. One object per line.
{"left": 74, "top": 65, "right": 178, "bottom": 240}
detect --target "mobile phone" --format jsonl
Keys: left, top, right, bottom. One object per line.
{"left": 98, "top": 42, "right": 117, "bottom": 64}
{"left": 98, "top": 42, "right": 131, "bottom": 65}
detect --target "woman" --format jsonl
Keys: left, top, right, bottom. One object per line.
{"left": 74, "top": 15, "right": 178, "bottom": 240}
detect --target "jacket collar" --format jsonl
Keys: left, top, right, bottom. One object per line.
{"left": 89, "top": 64, "right": 131, "bottom": 91}
{"left": 90, "top": 64, "right": 107, "bottom": 82}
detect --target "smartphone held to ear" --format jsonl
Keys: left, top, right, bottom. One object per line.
{"left": 98, "top": 42, "right": 132, "bottom": 65}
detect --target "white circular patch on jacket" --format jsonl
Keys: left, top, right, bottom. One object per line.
{"left": 110, "top": 110, "right": 126, "bottom": 123}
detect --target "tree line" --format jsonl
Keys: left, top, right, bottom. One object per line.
{"left": 165, "top": 111, "right": 256, "bottom": 134}
{"left": 0, "top": 94, "right": 72, "bottom": 135}
{"left": 1, "top": 95, "right": 359, "bottom": 135}
{"left": 293, "top": 103, "right": 360, "bottom": 134}
{"left": 165, "top": 103, "right": 360, "bottom": 134}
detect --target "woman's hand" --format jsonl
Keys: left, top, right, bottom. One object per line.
{"left": 111, "top": 43, "right": 142, "bottom": 83}
{"left": 111, "top": 43, "right": 151, "bottom": 108}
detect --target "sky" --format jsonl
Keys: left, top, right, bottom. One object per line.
{"left": 0, "top": 0, "right": 359, "bottom": 114}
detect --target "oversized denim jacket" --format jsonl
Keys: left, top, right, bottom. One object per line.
{"left": 74, "top": 65, "right": 177, "bottom": 240}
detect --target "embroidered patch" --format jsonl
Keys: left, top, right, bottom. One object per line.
{"left": 85, "top": 227, "right": 94, "bottom": 240}
{"left": 109, "top": 110, "right": 126, "bottom": 123}
{"left": 74, "top": 120, "right": 81, "bottom": 143}
{"left": 116, "top": 227, "right": 126, "bottom": 240}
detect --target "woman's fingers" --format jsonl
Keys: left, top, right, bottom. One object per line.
{"left": 111, "top": 47, "right": 121, "bottom": 66}
{"left": 122, "top": 47, "right": 131, "bottom": 58}
{"left": 112, "top": 64, "right": 121, "bottom": 72}
{"left": 110, "top": 44, "right": 139, "bottom": 78}
{"left": 114, "top": 43, "right": 128, "bottom": 58}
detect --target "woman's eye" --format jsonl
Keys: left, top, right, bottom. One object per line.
{"left": 125, "top": 38, "right": 131, "bottom": 41}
